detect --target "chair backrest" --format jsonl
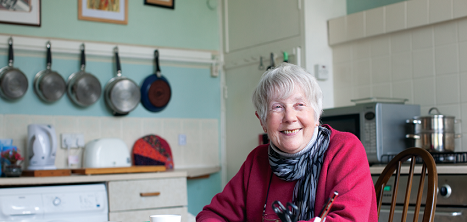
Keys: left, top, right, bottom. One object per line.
{"left": 374, "top": 147, "right": 438, "bottom": 222}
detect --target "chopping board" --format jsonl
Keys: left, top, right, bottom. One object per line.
{"left": 71, "top": 165, "right": 166, "bottom": 175}
{"left": 22, "top": 169, "right": 72, "bottom": 177}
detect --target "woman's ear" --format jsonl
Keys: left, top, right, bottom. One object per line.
{"left": 255, "top": 111, "right": 267, "bottom": 132}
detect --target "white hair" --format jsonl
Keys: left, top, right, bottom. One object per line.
{"left": 252, "top": 63, "right": 323, "bottom": 123}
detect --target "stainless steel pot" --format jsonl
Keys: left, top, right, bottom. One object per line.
{"left": 406, "top": 107, "right": 461, "bottom": 152}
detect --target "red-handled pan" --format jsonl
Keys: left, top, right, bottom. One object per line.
{"left": 140, "top": 50, "right": 171, "bottom": 112}
{"left": 0, "top": 37, "right": 28, "bottom": 100}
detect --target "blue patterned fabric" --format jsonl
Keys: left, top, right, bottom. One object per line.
{"left": 269, "top": 126, "right": 331, "bottom": 220}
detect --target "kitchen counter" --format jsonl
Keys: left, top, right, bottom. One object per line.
{"left": 0, "top": 166, "right": 221, "bottom": 186}
{"left": 370, "top": 163, "right": 467, "bottom": 175}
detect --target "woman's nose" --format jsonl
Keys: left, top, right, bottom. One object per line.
{"left": 283, "top": 108, "right": 297, "bottom": 122}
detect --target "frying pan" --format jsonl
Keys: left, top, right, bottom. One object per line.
{"left": 67, "top": 44, "right": 102, "bottom": 107}
{"left": 33, "top": 41, "right": 66, "bottom": 103}
{"left": 140, "top": 50, "right": 171, "bottom": 112}
{"left": 0, "top": 37, "right": 28, "bottom": 100}
{"left": 104, "top": 47, "right": 141, "bottom": 116}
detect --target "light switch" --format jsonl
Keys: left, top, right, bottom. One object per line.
{"left": 178, "top": 134, "right": 187, "bottom": 146}
{"left": 314, "top": 64, "right": 329, "bottom": 80}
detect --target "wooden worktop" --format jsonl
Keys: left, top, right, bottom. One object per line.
{"left": 0, "top": 166, "right": 221, "bottom": 186}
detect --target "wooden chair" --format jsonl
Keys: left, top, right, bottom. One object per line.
{"left": 374, "top": 147, "right": 438, "bottom": 222}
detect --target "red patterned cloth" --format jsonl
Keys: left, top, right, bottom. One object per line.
{"left": 132, "top": 134, "right": 174, "bottom": 169}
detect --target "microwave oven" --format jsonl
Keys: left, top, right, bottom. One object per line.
{"left": 320, "top": 103, "right": 420, "bottom": 163}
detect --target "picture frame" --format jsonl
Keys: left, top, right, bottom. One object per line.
{"left": 78, "top": 0, "right": 128, "bottom": 25}
{"left": 144, "top": 0, "right": 175, "bottom": 10}
{"left": 0, "top": 0, "right": 41, "bottom": 27}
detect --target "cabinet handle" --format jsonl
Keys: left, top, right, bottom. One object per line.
{"left": 140, "top": 192, "right": 161, "bottom": 197}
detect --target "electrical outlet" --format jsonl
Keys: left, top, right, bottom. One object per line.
{"left": 61, "top": 133, "right": 85, "bottom": 148}
{"left": 178, "top": 134, "right": 187, "bottom": 146}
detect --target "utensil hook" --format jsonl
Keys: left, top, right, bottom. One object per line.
{"left": 258, "top": 56, "right": 264, "bottom": 70}
{"left": 80, "top": 43, "right": 86, "bottom": 71}
{"left": 154, "top": 50, "right": 161, "bottom": 78}
{"left": 114, "top": 47, "right": 122, "bottom": 77}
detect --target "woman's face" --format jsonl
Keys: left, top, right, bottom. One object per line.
{"left": 257, "top": 87, "right": 318, "bottom": 154}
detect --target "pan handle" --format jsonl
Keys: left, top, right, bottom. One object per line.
{"left": 46, "top": 41, "right": 52, "bottom": 70}
{"left": 80, "top": 44, "right": 86, "bottom": 71}
{"left": 8, "top": 37, "right": 13, "bottom": 67}
{"left": 114, "top": 47, "right": 122, "bottom": 77}
{"left": 154, "top": 50, "right": 161, "bottom": 78}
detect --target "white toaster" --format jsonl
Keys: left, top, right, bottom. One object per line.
{"left": 83, "top": 138, "right": 131, "bottom": 168}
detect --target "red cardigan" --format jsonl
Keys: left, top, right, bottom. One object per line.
{"left": 197, "top": 125, "right": 378, "bottom": 222}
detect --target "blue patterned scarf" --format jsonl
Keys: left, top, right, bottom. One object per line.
{"left": 268, "top": 126, "right": 331, "bottom": 220}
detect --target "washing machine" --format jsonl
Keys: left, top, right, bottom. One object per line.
{"left": 0, "top": 183, "right": 108, "bottom": 222}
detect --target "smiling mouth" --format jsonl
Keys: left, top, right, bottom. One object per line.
{"left": 282, "top": 129, "right": 300, "bottom": 134}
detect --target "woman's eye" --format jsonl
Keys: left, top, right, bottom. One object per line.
{"left": 271, "top": 104, "right": 283, "bottom": 111}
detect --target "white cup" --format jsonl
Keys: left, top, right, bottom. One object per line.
{"left": 149, "top": 214, "right": 181, "bottom": 222}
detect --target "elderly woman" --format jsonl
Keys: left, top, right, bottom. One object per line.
{"left": 197, "top": 63, "right": 377, "bottom": 221}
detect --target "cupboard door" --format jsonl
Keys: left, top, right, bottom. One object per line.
{"left": 108, "top": 177, "right": 187, "bottom": 211}
{"left": 109, "top": 206, "right": 188, "bottom": 222}
{"left": 225, "top": 0, "right": 301, "bottom": 52}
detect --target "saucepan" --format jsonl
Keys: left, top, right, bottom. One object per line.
{"left": 67, "top": 43, "right": 102, "bottom": 107}
{"left": 405, "top": 107, "right": 461, "bottom": 152}
{"left": 0, "top": 37, "right": 28, "bottom": 100}
{"left": 104, "top": 47, "right": 141, "bottom": 116}
{"left": 33, "top": 41, "right": 66, "bottom": 103}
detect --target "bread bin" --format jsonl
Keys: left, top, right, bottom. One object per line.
{"left": 83, "top": 138, "right": 131, "bottom": 168}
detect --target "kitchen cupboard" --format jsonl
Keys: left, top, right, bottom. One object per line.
{"left": 0, "top": 170, "right": 191, "bottom": 222}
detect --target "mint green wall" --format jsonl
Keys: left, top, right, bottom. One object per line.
{"left": 0, "top": 0, "right": 221, "bottom": 217}
{"left": 0, "top": 0, "right": 219, "bottom": 51}
{"left": 347, "top": 0, "right": 406, "bottom": 14}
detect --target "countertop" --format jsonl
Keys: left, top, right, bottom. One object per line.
{"left": 370, "top": 163, "right": 467, "bottom": 175}
{"left": 0, "top": 166, "right": 221, "bottom": 186}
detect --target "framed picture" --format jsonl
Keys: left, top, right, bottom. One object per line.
{"left": 0, "top": 0, "right": 41, "bottom": 26}
{"left": 78, "top": 0, "right": 128, "bottom": 25}
{"left": 144, "top": 0, "right": 175, "bottom": 10}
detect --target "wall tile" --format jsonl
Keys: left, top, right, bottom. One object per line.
{"left": 371, "top": 36, "right": 391, "bottom": 56}
{"left": 413, "top": 48, "right": 435, "bottom": 78}
{"left": 436, "top": 74, "right": 460, "bottom": 105}
{"left": 352, "top": 41, "right": 370, "bottom": 60}
{"left": 461, "top": 103, "right": 467, "bottom": 144}
{"left": 392, "top": 52, "right": 412, "bottom": 81}
{"left": 413, "top": 77, "right": 436, "bottom": 106}
{"left": 328, "top": 16, "right": 347, "bottom": 45}
{"left": 346, "top": 12, "right": 365, "bottom": 41}
{"left": 142, "top": 118, "right": 163, "bottom": 136}
{"left": 372, "top": 56, "right": 392, "bottom": 84}
{"left": 460, "top": 42, "right": 467, "bottom": 72}
{"left": 122, "top": 118, "right": 143, "bottom": 150}
{"left": 54, "top": 116, "right": 79, "bottom": 134}
{"left": 333, "top": 62, "right": 353, "bottom": 88}
{"left": 353, "top": 86, "right": 371, "bottom": 100}
{"left": 434, "top": 22, "right": 458, "bottom": 46}
{"left": 407, "top": 0, "right": 429, "bottom": 28}
{"left": 100, "top": 117, "right": 122, "bottom": 138}
{"left": 365, "top": 7, "right": 385, "bottom": 37}
{"left": 78, "top": 116, "right": 101, "bottom": 143}
{"left": 354, "top": 59, "right": 371, "bottom": 86}
{"left": 371, "top": 83, "right": 392, "bottom": 98}
{"left": 412, "top": 26, "right": 433, "bottom": 49}
{"left": 385, "top": 2, "right": 406, "bottom": 33}
{"left": 334, "top": 87, "right": 353, "bottom": 107}
{"left": 459, "top": 72, "right": 467, "bottom": 102}
{"left": 429, "top": 0, "right": 453, "bottom": 24}
{"left": 392, "top": 80, "right": 413, "bottom": 103}
{"left": 458, "top": 18, "right": 467, "bottom": 42}
{"left": 332, "top": 44, "right": 352, "bottom": 63}
{"left": 435, "top": 44, "right": 458, "bottom": 75}
{"left": 391, "top": 31, "right": 411, "bottom": 53}
{"left": 453, "top": 0, "right": 467, "bottom": 18}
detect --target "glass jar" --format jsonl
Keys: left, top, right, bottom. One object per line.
{"left": 4, "top": 164, "right": 22, "bottom": 177}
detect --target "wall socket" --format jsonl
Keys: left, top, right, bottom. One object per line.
{"left": 61, "top": 133, "right": 85, "bottom": 148}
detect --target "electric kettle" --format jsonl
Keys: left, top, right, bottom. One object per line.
{"left": 27, "top": 124, "right": 57, "bottom": 170}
